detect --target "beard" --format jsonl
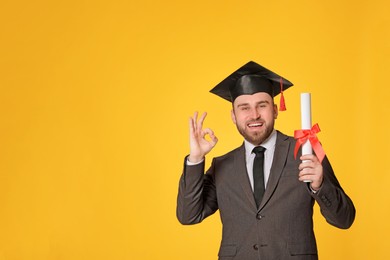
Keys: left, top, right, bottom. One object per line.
{"left": 235, "top": 120, "right": 275, "bottom": 146}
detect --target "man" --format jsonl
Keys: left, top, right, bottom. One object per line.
{"left": 177, "top": 61, "right": 355, "bottom": 260}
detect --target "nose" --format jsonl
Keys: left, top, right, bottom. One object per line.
{"left": 251, "top": 107, "right": 261, "bottom": 119}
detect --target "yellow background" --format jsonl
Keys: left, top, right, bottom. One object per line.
{"left": 0, "top": 0, "right": 389, "bottom": 259}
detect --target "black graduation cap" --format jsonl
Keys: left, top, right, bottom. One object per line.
{"left": 209, "top": 61, "right": 293, "bottom": 111}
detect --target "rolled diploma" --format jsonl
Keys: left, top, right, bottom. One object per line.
{"left": 301, "top": 93, "right": 312, "bottom": 183}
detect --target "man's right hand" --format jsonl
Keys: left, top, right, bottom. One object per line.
{"left": 188, "top": 111, "right": 218, "bottom": 163}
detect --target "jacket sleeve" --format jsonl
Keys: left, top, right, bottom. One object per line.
{"left": 314, "top": 156, "right": 356, "bottom": 229}
{"left": 176, "top": 156, "right": 218, "bottom": 225}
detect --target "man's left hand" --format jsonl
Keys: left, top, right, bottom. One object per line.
{"left": 298, "top": 154, "right": 323, "bottom": 191}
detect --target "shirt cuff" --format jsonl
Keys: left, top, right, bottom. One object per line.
{"left": 310, "top": 185, "right": 322, "bottom": 194}
{"left": 186, "top": 158, "right": 204, "bottom": 165}
{"left": 307, "top": 182, "right": 322, "bottom": 194}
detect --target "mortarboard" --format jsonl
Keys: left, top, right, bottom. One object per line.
{"left": 209, "top": 61, "right": 293, "bottom": 110}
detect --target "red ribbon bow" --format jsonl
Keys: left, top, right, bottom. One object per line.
{"left": 294, "top": 123, "right": 325, "bottom": 163}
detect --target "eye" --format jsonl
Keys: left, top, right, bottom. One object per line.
{"left": 258, "top": 102, "right": 268, "bottom": 108}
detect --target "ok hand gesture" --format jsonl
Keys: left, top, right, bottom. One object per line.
{"left": 188, "top": 112, "right": 218, "bottom": 163}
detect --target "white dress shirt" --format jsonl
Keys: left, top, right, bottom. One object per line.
{"left": 244, "top": 130, "right": 277, "bottom": 191}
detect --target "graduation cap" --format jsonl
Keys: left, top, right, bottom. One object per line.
{"left": 210, "top": 61, "right": 293, "bottom": 111}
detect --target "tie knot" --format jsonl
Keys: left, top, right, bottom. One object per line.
{"left": 252, "top": 146, "right": 266, "bottom": 155}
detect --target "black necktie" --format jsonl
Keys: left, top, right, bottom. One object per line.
{"left": 252, "top": 146, "right": 266, "bottom": 208}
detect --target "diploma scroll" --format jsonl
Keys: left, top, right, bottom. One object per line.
{"left": 300, "top": 93, "right": 313, "bottom": 183}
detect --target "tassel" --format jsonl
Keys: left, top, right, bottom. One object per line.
{"left": 279, "top": 77, "right": 286, "bottom": 111}
{"left": 279, "top": 91, "right": 286, "bottom": 111}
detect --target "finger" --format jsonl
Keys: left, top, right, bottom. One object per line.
{"left": 197, "top": 112, "right": 207, "bottom": 130}
{"left": 204, "top": 127, "right": 217, "bottom": 138}
{"left": 299, "top": 166, "right": 317, "bottom": 177}
{"left": 299, "top": 168, "right": 322, "bottom": 182}
{"left": 298, "top": 172, "right": 314, "bottom": 182}
{"left": 298, "top": 168, "right": 309, "bottom": 177}
{"left": 202, "top": 127, "right": 214, "bottom": 137}
{"left": 299, "top": 161, "right": 314, "bottom": 171}
{"left": 300, "top": 154, "right": 319, "bottom": 163}
{"left": 209, "top": 133, "right": 218, "bottom": 145}
{"left": 189, "top": 116, "right": 195, "bottom": 138}
{"left": 203, "top": 128, "right": 218, "bottom": 146}
{"left": 192, "top": 111, "right": 199, "bottom": 132}
{"left": 299, "top": 178, "right": 313, "bottom": 183}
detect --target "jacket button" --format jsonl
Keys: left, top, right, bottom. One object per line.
{"left": 253, "top": 244, "right": 259, "bottom": 250}
{"left": 256, "top": 214, "right": 263, "bottom": 220}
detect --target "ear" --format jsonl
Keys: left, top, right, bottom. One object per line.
{"left": 274, "top": 104, "right": 278, "bottom": 119}
{"left": 231, "top": 109, "right": 237, "bottom": 124}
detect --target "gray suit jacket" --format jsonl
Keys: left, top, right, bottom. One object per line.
{"left": 177, "top": 131, "right": 355, "bottom": 260}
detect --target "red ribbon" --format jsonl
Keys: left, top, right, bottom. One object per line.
{"left": 294, "top": 123, "right": 325, "bottom": 163}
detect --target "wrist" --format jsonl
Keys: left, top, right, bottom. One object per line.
{"left": 188, "top": 154, "right": 204, "bottom": 164}
{"left": 309, "top": 183, "right": 322, "bottom": 193}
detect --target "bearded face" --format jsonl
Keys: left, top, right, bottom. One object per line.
{"left": 231, "top": 92, "right": 278, "bottom": 146}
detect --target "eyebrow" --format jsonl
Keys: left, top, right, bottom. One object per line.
{"left": 236, "top": 100, "right": 270, "bottom": 108}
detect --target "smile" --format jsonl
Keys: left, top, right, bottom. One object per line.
{"left": 248, "top": 122, "right": 263, "bottom": 128}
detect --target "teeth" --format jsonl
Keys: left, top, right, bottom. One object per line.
{"left": 249, "top": 123, "right": 262, "bottom": 127}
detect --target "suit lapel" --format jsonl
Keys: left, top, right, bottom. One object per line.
{"left": 234, "top": 144, "right": 258, "bottom": 210}
{"left": 259, "top": 131, "right": 291, "bottom": 210}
